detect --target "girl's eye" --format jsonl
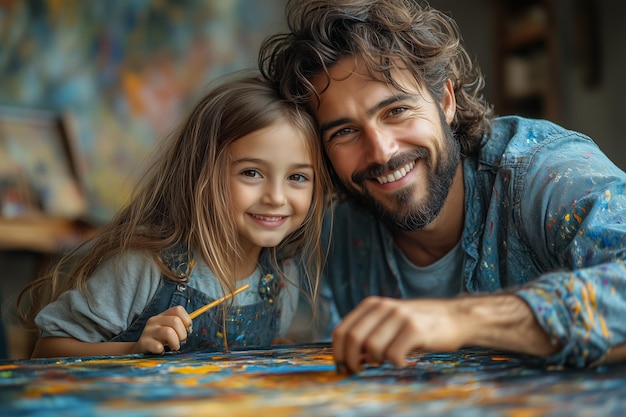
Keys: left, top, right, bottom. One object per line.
{"left": 242, "top": 169, "right": 261, "bottom": 178}
{"left": 289, "top": 173, "right": 309, "bottom": 182}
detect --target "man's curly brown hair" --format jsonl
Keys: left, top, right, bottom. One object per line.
{"left": 259, "top": 0, "right": 494, "bottom": 156}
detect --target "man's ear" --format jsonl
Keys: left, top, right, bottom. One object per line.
{"left": 442, "top": 79, "right": 456, "bottom": 124}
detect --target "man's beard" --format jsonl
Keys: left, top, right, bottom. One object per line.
{"left": 340, "top": 120, "right": 461, "bottom": 232}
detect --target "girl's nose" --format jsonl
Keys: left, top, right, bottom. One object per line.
{"left": 262, "top": 181, "right": 287, "bottom": 206}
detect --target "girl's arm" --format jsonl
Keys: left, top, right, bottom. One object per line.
{"left": 32, "top": 337, "right": 137, "bottom": 358}
{"left": 31, "top": 306, "right": 192, "bottom": 358}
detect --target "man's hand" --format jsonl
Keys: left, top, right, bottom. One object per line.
{"left": 332, "top": 296, "right": 466, "bottom": 373}
{"left": 332, "top": 294, "right": 557, "bottom": 374}
{"left": 133, "top": 305, "right": 192, "bottom": 354}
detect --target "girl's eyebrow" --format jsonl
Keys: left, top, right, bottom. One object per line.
{"left": 231, "top": 157, "right": 263, "bottom": 164}
{"left": 319, "top": 94, "right": 414, "bottom": 136}
{"left": 232, "top": 158, "right": 314, "bottom": 170}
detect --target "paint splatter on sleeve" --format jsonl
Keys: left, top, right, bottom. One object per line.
{"left": 517, "top": 261, "right": 626, "bottom": 367}
{"left": 517, "top": 173, "right": 626, "bottom": 367}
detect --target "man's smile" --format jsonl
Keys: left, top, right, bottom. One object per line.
{"left": 375, "top": 161, "right": 416, "bottom": 184}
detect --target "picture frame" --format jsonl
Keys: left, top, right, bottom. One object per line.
{"left": 0, "top": 106, "right": 87, "bottom": 219}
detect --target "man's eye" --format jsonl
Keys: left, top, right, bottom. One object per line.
{"left": 328, "top": 127, "right": 354, "bottom": 142}
{"left": 336, "top": 127, "right": 354, "bottom": 136}
{"left": 389, "top": 107, "right": 407, "bottom": 116}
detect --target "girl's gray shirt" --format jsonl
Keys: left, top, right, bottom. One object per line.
{"left": 35, "top": 250, "right": 300, "bottom": 345}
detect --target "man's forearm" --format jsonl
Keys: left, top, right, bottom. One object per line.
{"left": 599, "top": 343, "right": 626, "bottom": 364}
{"left": 458, "top": 293, "right": 559, "bottom": 357}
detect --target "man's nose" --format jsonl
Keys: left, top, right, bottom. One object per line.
{"left": 362, "top": 125, "right": 398, "bottom": 164}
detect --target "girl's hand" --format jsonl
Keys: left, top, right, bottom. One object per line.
{"left": 133, "top": 306, "right": 192, "bottom": 354}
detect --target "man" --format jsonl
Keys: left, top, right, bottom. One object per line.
{"left": 259, "top": 0, "right": 626, "bottom": 373}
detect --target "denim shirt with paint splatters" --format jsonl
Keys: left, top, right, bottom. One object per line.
{"left": 319, "top": 116, "right": 626, "bottom": 367}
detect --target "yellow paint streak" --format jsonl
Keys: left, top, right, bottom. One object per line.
{"left": 599, "top": 315, "right": 611, "bottom": 338}
{"left": 169, "top": 364, "right": 223, "bottom": 375}
{"left": 587, "top": 283, "right": 597, "bottom": 307}
{"left": 505, "top": 407, "right": 556, "bottom": 417}
{"left": 177, "top": 378, "right": 201, "bottom": 387}
{"left": 24, "top": 384, "right": 73, "bottom": 397}
{"left": 75, "top": 358, "right": 164, "bottom": 369}
{"left": 580, "top": 284, "right": 596, "bottom": 328}
{"left": 564, "top": 213, "right": 571, "bottom": 222}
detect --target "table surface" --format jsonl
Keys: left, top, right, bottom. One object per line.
{"left": 1, "top": 343, "right": 625, "bottom": 417}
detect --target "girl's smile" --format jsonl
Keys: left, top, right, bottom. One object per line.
{"left": 248, "top": 213, "right": 289, "bottom": 228}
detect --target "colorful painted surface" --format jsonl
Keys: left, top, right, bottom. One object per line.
{"left": 1, "top": 343, "right": 626, "bottom": 417}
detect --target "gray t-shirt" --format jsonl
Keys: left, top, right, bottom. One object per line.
{"left": 394, "top": 242, "right": 465, "bottom": 298}
{"left": 35, "top": 250, "right": 300, "bottom": 342}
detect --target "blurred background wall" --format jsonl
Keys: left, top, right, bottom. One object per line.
{"left": 0, "top": 0, "right": 289, "bottom": 221}
{"left": 0, "top": 0, "right": 624, "bottom": 359}
{"left": 431, "top": 0, "right": 626, "bottom": 171}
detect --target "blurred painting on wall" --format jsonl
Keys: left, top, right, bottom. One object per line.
{"left": 0, "top": 0, "right": 286, "bottom": 222}
{"left": 0, "top": 106, "right": 86, "bottom": 219}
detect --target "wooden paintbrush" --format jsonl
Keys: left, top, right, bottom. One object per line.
{"left": 189, "top": 284, "right": 250, "bottom": 320}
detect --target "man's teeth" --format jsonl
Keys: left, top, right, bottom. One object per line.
{"left": 252, "top": 214, "right": 283, "bottom": 221}
{"left": 376, "top": 161, "right": 415, "bottom": 184}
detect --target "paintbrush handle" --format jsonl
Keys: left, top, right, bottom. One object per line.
{"left": 189, "top": 284, "right": 250, "bottom": 320}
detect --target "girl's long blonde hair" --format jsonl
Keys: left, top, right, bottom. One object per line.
{"left": 17, "top": 72, "right": 332, "bottom": 331}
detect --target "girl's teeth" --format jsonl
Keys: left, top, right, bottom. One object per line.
{"left": 253, "top": 214, "right": 282, "bottom": 221}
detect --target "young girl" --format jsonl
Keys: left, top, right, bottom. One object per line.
{"left": 17, "top": 73, "right": 332, "bottom": 358}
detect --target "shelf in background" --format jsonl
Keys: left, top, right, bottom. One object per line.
{"left": 0, "top": 216, "right": 97, "bottom": 254}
